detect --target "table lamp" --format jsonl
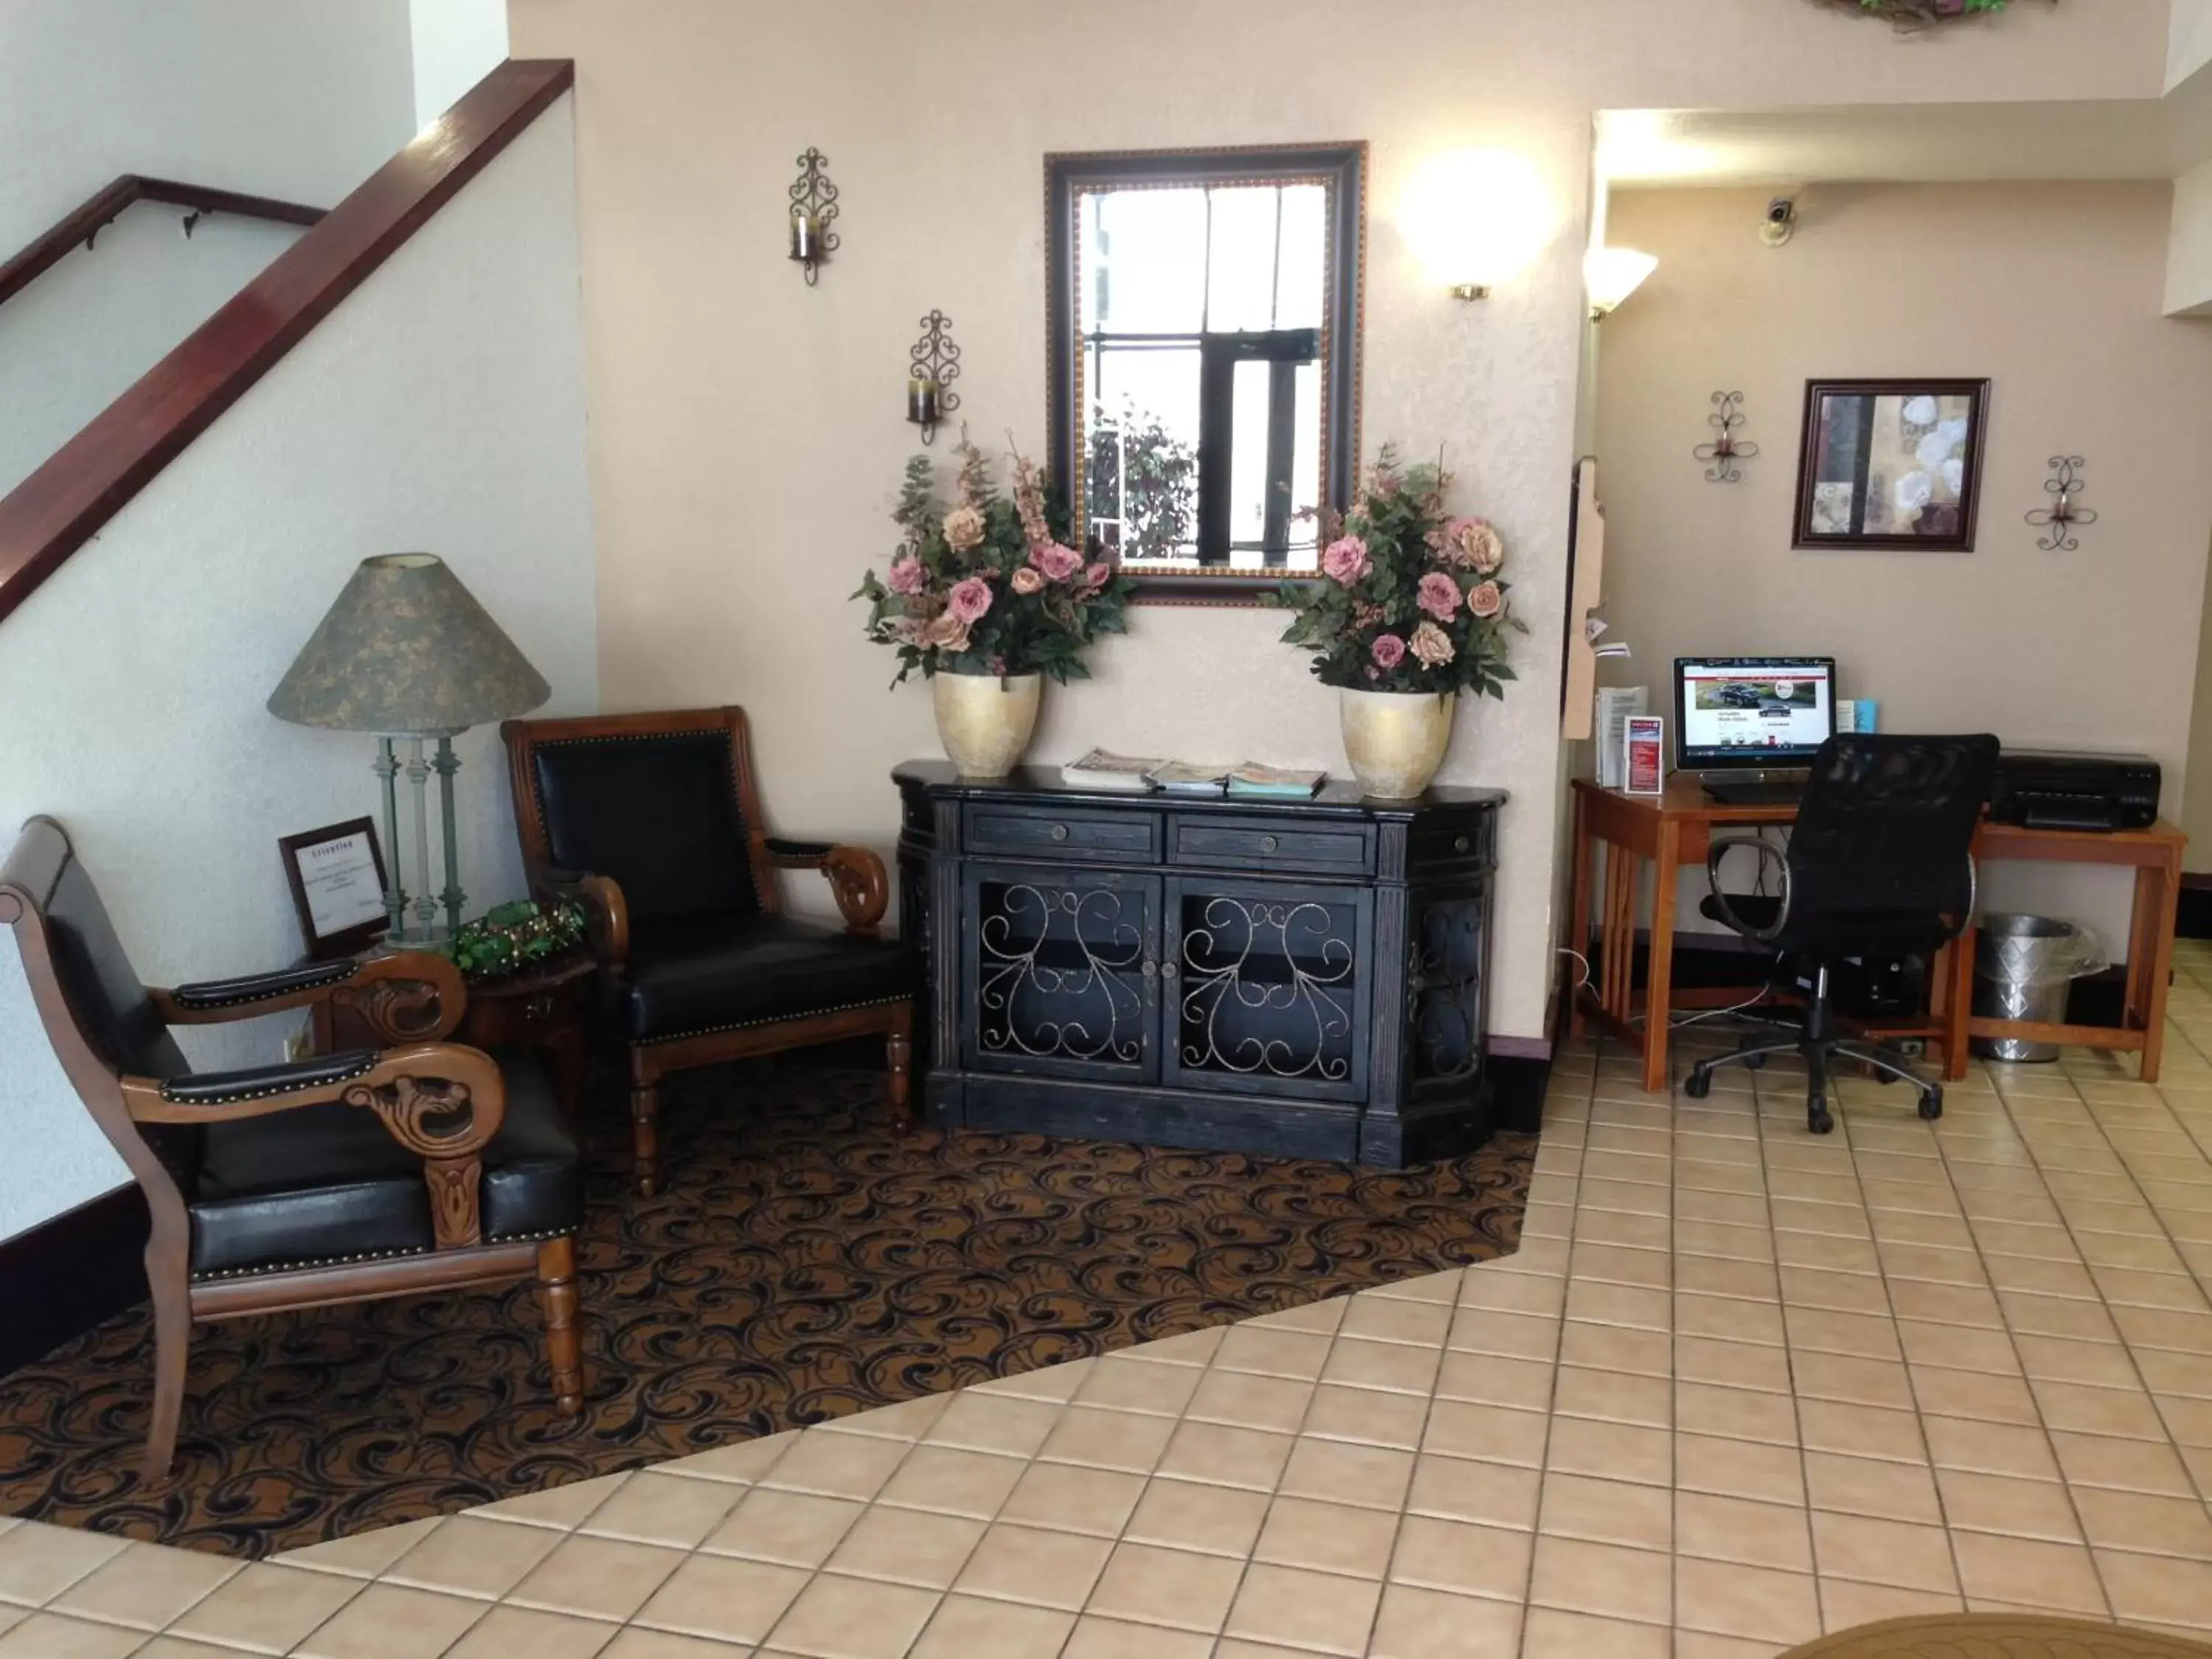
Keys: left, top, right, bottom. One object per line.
{"left": 268, "top": 553, "right": 550, "bottom": 944}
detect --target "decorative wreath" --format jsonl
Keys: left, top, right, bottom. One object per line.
{"left": 442, "top": 898, "right": 587, "bottom": 982}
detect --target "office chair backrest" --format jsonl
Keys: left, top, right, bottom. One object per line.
{"left": 1784, "top": 734, "right": 2000, "bottom": 945}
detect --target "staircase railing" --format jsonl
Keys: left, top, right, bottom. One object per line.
{"left": 0, "top": 177, "right": 327, "bottom": 310}
{"left": 0, "top": 58, "right": 575, "bottom": 626}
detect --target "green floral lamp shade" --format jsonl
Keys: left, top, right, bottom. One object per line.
{"left": 268, "top": 554, "right": 551, "bottom": 734}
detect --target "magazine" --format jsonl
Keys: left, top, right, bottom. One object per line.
{"left": 1224, "top": 762, "right": 1326, "bottom": 799}
{"left": 1147, "top": 761, "right": 1236, "bottom": 796}
{"left": 1060, "top": 748, "right": 1165, "bottom": 792}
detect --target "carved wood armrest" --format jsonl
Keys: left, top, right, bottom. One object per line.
{"left": 152, "top": 950, "right": 467, "bottom": 1042}
{"left": 125, "top": 1042, "right": 507, "bottom": 1250}
{"left": 757, "top": 837, "right": 890, "bottom": 933}
{"left": 538, "top": 867, "right": 629, "bottom": 967}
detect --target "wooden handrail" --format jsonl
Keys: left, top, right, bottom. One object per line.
{"left": 0, "top": 176, "right": 326, "bottom": 310}
{"left": 0, "top": 58, "right": 575, "bottom": 627}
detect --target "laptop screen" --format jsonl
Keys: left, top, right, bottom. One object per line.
{"left": 1674, "top": 657, "right": 1837, "bottom": 771}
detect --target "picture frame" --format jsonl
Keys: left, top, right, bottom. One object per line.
{"left": 279, "top": 818, "right": 392, "bottom": 959}
{"left": 1792, "top": 378, "right": 1989, "bottom": 552}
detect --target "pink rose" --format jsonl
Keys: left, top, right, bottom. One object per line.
{"left": 886, "top": 556, "right": 926, "bottom": 596}
{"left": 922, "top": 612, "right": 970, "bottom": 653}
{"left": 1032, "top": 540, "right": 1084, "bottom": 582}
{"left": 1462, "top": 518, "right": 1505, "bottom": 574}
{"left": 1408, "top": 620, "right": 1455, "bottom": 668}
{"left": 1467, "top": 580, "right": 1504, "bottom": 619}
{"left": 942, "top": 505, "right": 987, "bottom": 553}
{"left": 1371, "top": 633, "right": 1407, "bottom": 669}
{"left": 1417, "top": 571, "right": 1462, "bottom": 621}
{"left": 1320, "top": 535, "right": 1371, "bottom": 585}
{"left": 1084, "top": 560, "right": 1113, "bottom": 591}
{"left": 947, "top": 576, "right": 993, "bottom": 625}
{"left": 1010, "top": 566, "right": 1044, "bottom": 595}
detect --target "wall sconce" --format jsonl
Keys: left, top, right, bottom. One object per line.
{"left": 1402, "top": 149, "right": 1559, "bottom": 303}
{"left": 1586, "top": 246, "right": 1657, "bottom": 321}
{"left": 2026, "top": 455, "right": 2096, "bottom": 550}
{"left": 1694, "top": 392, "right": 1759, "bottom": 483}
{"left": 907, "top": 310, "right": 961, "bottom": 445}
{"left": 787, "top": 147, "right": 840, "bottom": 285}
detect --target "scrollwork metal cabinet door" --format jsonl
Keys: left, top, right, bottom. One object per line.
{"left": 959, "top": 863, "right": 1161, "bottom": 1083}
{"left": 1160, "top": 876, "right": 1372, "bottom": 1102}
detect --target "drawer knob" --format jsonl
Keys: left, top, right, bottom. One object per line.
{"left": 1260, "top": 834, "right": 1279, "bottom": 853}
{"left": 1049, "top": 823, "right": 1069, "bottom": 841}
{"left": 1454, "top": 835, "right": 1471, "bottom": 854}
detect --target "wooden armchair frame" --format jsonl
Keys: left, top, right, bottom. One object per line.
{"left": 0, "top": 818, "right": 583, "bottom": 1481}
{"left": 501, "top": 707, "right": 914, "bottom": 1195}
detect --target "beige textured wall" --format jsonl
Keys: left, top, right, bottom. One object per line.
{"left": 1597, "top": 182, "right": 2212, "bottom": 946}
{"left": 509, "top": 0, "right": 2168, "bottom": 1042}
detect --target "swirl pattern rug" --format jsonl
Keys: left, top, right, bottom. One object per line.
{"left": 0, "top": 1062, "right": 1529, "bottom": 1558}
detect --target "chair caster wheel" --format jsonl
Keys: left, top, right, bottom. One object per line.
{"left": 1745, "top": 1051, "right": 1766, "bottom": 1071}
{"left": 1684, "top": 1070, "right": 1712, "bottom": 1100}
{"left": 1919, "top": 1087, "right": 1944, "bottom": 1121}
{"left": 1808, "top": 1097, "right": 1834, "bottom": 1134}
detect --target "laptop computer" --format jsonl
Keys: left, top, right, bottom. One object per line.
{"left": 1673, "top": 655, "right": 1838, "bottom": 805}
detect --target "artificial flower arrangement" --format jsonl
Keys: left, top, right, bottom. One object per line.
{"left": 853, "top": 434, "right": 1136, "bottom": 684}
{"left": 1265, "top": 446, "right": 1526, "bottom": 700}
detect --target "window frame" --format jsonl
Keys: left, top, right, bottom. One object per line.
{"left": 1046, "top": 143, "right": 1366, "bottom": 604}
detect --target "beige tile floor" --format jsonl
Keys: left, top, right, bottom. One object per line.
{"left": 11, "top": 940, "right": 2212, "bottom": 1656}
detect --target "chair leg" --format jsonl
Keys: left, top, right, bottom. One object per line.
{"left": 535, "top": 1236, "right": 585, "bottom": 1416}
{"left": 886, "top": 1007, "right": 914, "bottom": 1134}
{"left": 1832, "top": 1039, "right": 1945, "bottom": 1120}
{"left": 141, "top": 1251, "right": 191, "bottom": 1483}
{"left": 628, "top": 1051, "right": 662, "bottom": 1197}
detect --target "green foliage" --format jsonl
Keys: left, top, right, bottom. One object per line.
{"left": 854, "top": 431, "right": 1137, "bottom": 686}
{"left": 439, "top": 898, "right": 586, "bottom": 983}
{"left": 1090, "top": 399, "right": 1197, "bottom": 563}
{"left": 1261, "top": 445, "right": 1527, "bottom": 700}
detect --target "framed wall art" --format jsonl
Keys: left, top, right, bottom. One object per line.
{"left": 1792, "top": 378, "right": 1989, "bottom": 552}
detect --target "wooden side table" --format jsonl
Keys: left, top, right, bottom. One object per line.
{"left": 451, "top": 950, "right": 597, "bottom": 1121}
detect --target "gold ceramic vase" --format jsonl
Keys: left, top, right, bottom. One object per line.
{"left": 1340, "top": 687, "right": 1455, "bottom": 799}
{"left": 933, "top": 670, "right": 1042, "bottom": 776}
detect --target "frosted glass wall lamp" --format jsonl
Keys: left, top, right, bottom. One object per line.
{"left": 1586, "top": 247, "right": 1657, "bottom": 321}
{"left": 268, "top": 554, "right": 550, "bottom": 944}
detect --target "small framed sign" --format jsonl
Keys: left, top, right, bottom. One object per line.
{"left": 279, "top": 818, "right": 392, "bottom": 959}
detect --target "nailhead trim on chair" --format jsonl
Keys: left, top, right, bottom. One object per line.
{"left": 642, "top": 992, "right": 909, "bottom": 1046}
{"left": 187, "top": 1225, "right": 576, "bottom": 1282}
{"left": 170, "top": 961, "right": 358, "bottom": 1009}
{"left": 159, "top": 1054, "right": 380, "bottom": 1105}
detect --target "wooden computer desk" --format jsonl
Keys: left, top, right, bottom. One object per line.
{"left": 1568, "top": 776, "right": 2187, "bottom": 1094}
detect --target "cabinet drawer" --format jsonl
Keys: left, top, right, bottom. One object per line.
{"left": 1168, "top": 815, "right": 1374, "bottom": 874}
{"left": 964, "top": 805, "right": 1161, "bottom": 863}
{"left": 1411, "top": 814, "right": 1497, "bottom": 871}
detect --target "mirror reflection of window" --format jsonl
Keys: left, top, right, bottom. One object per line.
{"left": 1055, "top": 150, "right": 1360, "bottom": 590}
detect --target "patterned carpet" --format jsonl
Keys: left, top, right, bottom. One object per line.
{"left": 0, "top": 1061, "right": 1530, "bottom": 1559}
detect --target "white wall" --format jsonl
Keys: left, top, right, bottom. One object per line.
{"left": 0, "top": 100, "right": 599, "bottom": 1244}
{"left": 2168, "top": 155, "right": 2212, "bottom": 316}
{"left": 409, "top": 0, "right": 509, "bottom": 131}
{"left": 0, "top": 0, "right": 415, "bottom": 254}
{"left": 2172, "top": 0, "right": 2212, "bottom": 92}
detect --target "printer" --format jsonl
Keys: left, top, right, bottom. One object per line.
{"left": 1989, "top": 748, "right": 2160, "bottom": 832}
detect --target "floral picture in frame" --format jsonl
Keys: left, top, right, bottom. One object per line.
{"left": 1793, "top": 378, "right": 1989, "bottom": 552}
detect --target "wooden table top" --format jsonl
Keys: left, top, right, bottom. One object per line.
{"left": 1783, "top": 1614, "right": 2212, "bottom": 1658}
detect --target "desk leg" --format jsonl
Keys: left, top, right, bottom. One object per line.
{"left": 1568, "top": 791, "right": 1594, "bottom": 1039}
{"left": 1642, "top": 822, "right": 1680, "bottom": 1096}
{"left": 1943, "top": 928, "right": 1975, "bottom": 1082}
{"left": 2131, "top": 854, "right": 2180, "bottom": 1083}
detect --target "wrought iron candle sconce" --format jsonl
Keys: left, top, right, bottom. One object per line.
{"left": 2026, "top": 455, "right": 2096, "bottom": 551}
{"left": 907, "top": 310, "right": 961, "bottom": 445}
{"left": 1693, "top": 391, "right": 1758, "bottom": 483}
{"left": 787, "top": 147, "right": 840, "bottom": 285}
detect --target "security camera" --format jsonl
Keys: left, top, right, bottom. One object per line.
{"left": 1760, "top": 196, "right": 1798, "bottom": 247}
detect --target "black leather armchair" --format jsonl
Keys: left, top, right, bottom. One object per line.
{"left": 1683, "top": 734, "right": 2000, "bottom": 1133}
{"left": 0, "top": 817, "right": 585, "bottom": 1480}
{"left": 501, "top": 706, "right": 914, "bottom": 1195}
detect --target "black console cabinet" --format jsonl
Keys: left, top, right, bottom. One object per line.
{"left": 893, "top": 762, "right": 1507, "bottom": 1166}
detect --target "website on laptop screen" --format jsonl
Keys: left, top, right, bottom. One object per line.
{"left": 1677, "top": 658, "right": 1834, "bottom": 764}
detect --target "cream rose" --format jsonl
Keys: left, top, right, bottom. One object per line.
{"left": 1408, "top": 621, "right": 1455, "bottom": 668}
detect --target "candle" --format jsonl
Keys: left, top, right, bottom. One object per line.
{"left": 908, "top": 377, "right": 939, "bottom": 426}
{"left": 789, "top": 210, "right": 819, "bottom": 262}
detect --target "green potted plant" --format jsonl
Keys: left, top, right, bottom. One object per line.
{"left": 855, "top": 434, "right": 1135, "bottom": 776}
{"left": 1264, "top": 448, "right": 1524, "bottom": 798}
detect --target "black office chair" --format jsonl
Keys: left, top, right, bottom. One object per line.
{"left": 1682, "top": 733, "right": 2000, "bottom": 1134}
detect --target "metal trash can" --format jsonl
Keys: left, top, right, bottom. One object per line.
{"left": 1972, "top": 913, "right": 2096, "bottom": 1062}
